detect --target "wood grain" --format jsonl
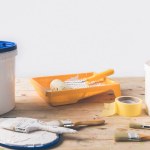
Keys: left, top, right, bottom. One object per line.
{"left": 1, "top": 77, "right": 150, "bottom": 150}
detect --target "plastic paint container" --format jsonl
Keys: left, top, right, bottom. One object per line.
{"left": 145, "top": 60, "right": 150, "bottom": 115}
{"left": 0, "top": 41, "right": 17, "bottom": 115}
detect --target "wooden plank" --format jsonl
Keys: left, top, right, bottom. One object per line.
{"left": 1, "top": 77, "right": 150, "bottom": 150}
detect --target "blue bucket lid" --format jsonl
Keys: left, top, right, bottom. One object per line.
{"left": 0, "top": 41, "right": 17, "bottom": 53}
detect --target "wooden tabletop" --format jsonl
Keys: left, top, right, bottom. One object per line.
{"left": 1, "top": 77, "right": 150, "bottom": 150}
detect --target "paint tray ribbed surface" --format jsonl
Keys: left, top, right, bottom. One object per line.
{"left": 31, "top": 72, "right": 121, "bottom": 106}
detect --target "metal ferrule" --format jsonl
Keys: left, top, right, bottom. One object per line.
{"left": 65, "top": 80, "right": 85, "bottom": 83}
{"left": 60, "top": 120, "right": 74, "bottom": 127}
{"left": 143, "top": 125, "right": 150, "bottom": 129}
{"left": 128, "top": 132, "right": 141, "bottom": 141}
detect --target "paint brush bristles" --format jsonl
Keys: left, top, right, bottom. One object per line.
{"left": 115, "top": 131, "right": 141, "bottom": 142}
{"left": 129, "top": 122, "right": 150, "bottom": 129}
{"left": 115, "top": 131, "right": 150, "bottom": 142}
{"left": 129, "top": 123, "right": 143, "bottom": 129}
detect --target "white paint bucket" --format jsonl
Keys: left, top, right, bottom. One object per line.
{"left": 145, "top": 60, "right": 150, "bottom": 115}
{"left": 0, "top": 41, "right": 17, "bottom": 115}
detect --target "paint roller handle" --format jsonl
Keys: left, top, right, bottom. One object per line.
{"left": 86, "top": 69, "right": 114, "bottom": 82}
{"left": 74, "top": 120, "right": 105, "bottom": 127}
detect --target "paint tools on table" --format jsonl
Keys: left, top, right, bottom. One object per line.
{"left": 0, "top": 117, "right": 105, "bottom": 149}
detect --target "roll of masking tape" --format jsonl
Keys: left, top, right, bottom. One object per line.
{"left": 101, "top": 96, "right": 142, "bottom": 117}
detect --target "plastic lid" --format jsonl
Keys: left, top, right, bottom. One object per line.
{"left": 0, "top": 41, "right": 17, "bottom": 53}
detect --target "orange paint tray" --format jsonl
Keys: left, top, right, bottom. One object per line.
{"left": 31, "top": 72, "right": 121, "bottom": 106}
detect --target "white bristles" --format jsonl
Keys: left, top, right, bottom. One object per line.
{"left": 65, "top": 82, "right": 102, "bottom": 89}
{"left": 128, "top": 132, "right": 140, "bottom": 140}
{"left": 0, "top": 117, "right": 77, "bottom": 134}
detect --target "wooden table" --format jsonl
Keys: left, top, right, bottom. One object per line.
{"left": 1, "top": 77, "right": 150, "bottom": 150}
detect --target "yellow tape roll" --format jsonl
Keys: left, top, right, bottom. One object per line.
{"left": 116, "top": 96, "right": 142, "bottom": 117}
{"left": 101, "top": 96, "right": 142, "bottom": 117}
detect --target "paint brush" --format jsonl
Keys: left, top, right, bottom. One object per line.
{"left": 0, "top": 117, "right": 77, "bottom": 134}
{"left": 115, "top": 131, "right": 150, "bottom": 142}
{"left": 58, "top": 119, "right": 105, "bottom": 128}
{"left": 0, "top": 118, "right": 105, "bottom": 134}
{"left": 129, "top": 122, "right": 150, "bottom": 129}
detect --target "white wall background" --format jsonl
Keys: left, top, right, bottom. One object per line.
{"left": 0, "top": 0, "right": 150, "bottom": 77}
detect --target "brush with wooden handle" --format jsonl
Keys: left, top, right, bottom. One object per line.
{"left": 58, "top": 120, "right": 105, "bottom": 128}
{"left": 129, "top": 122, "right": 150, "bottom": 129}
{"left": 115, "top": 131, "right": 150, "bottom": 142}
{"left": 0, "top": 117, "right": 77, "bottom": 134}
{"left": 0, "top": 118, "right": 105, "bottom": 134}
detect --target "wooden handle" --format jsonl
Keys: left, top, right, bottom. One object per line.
{"left": 86, "top": 69, "right": 114, "bottom": 83}
{"left": 74, "top": 120, "right": 105, "bottom": 127}
{"left": 140, "top": 134, "right": 150, "bottom": 141}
